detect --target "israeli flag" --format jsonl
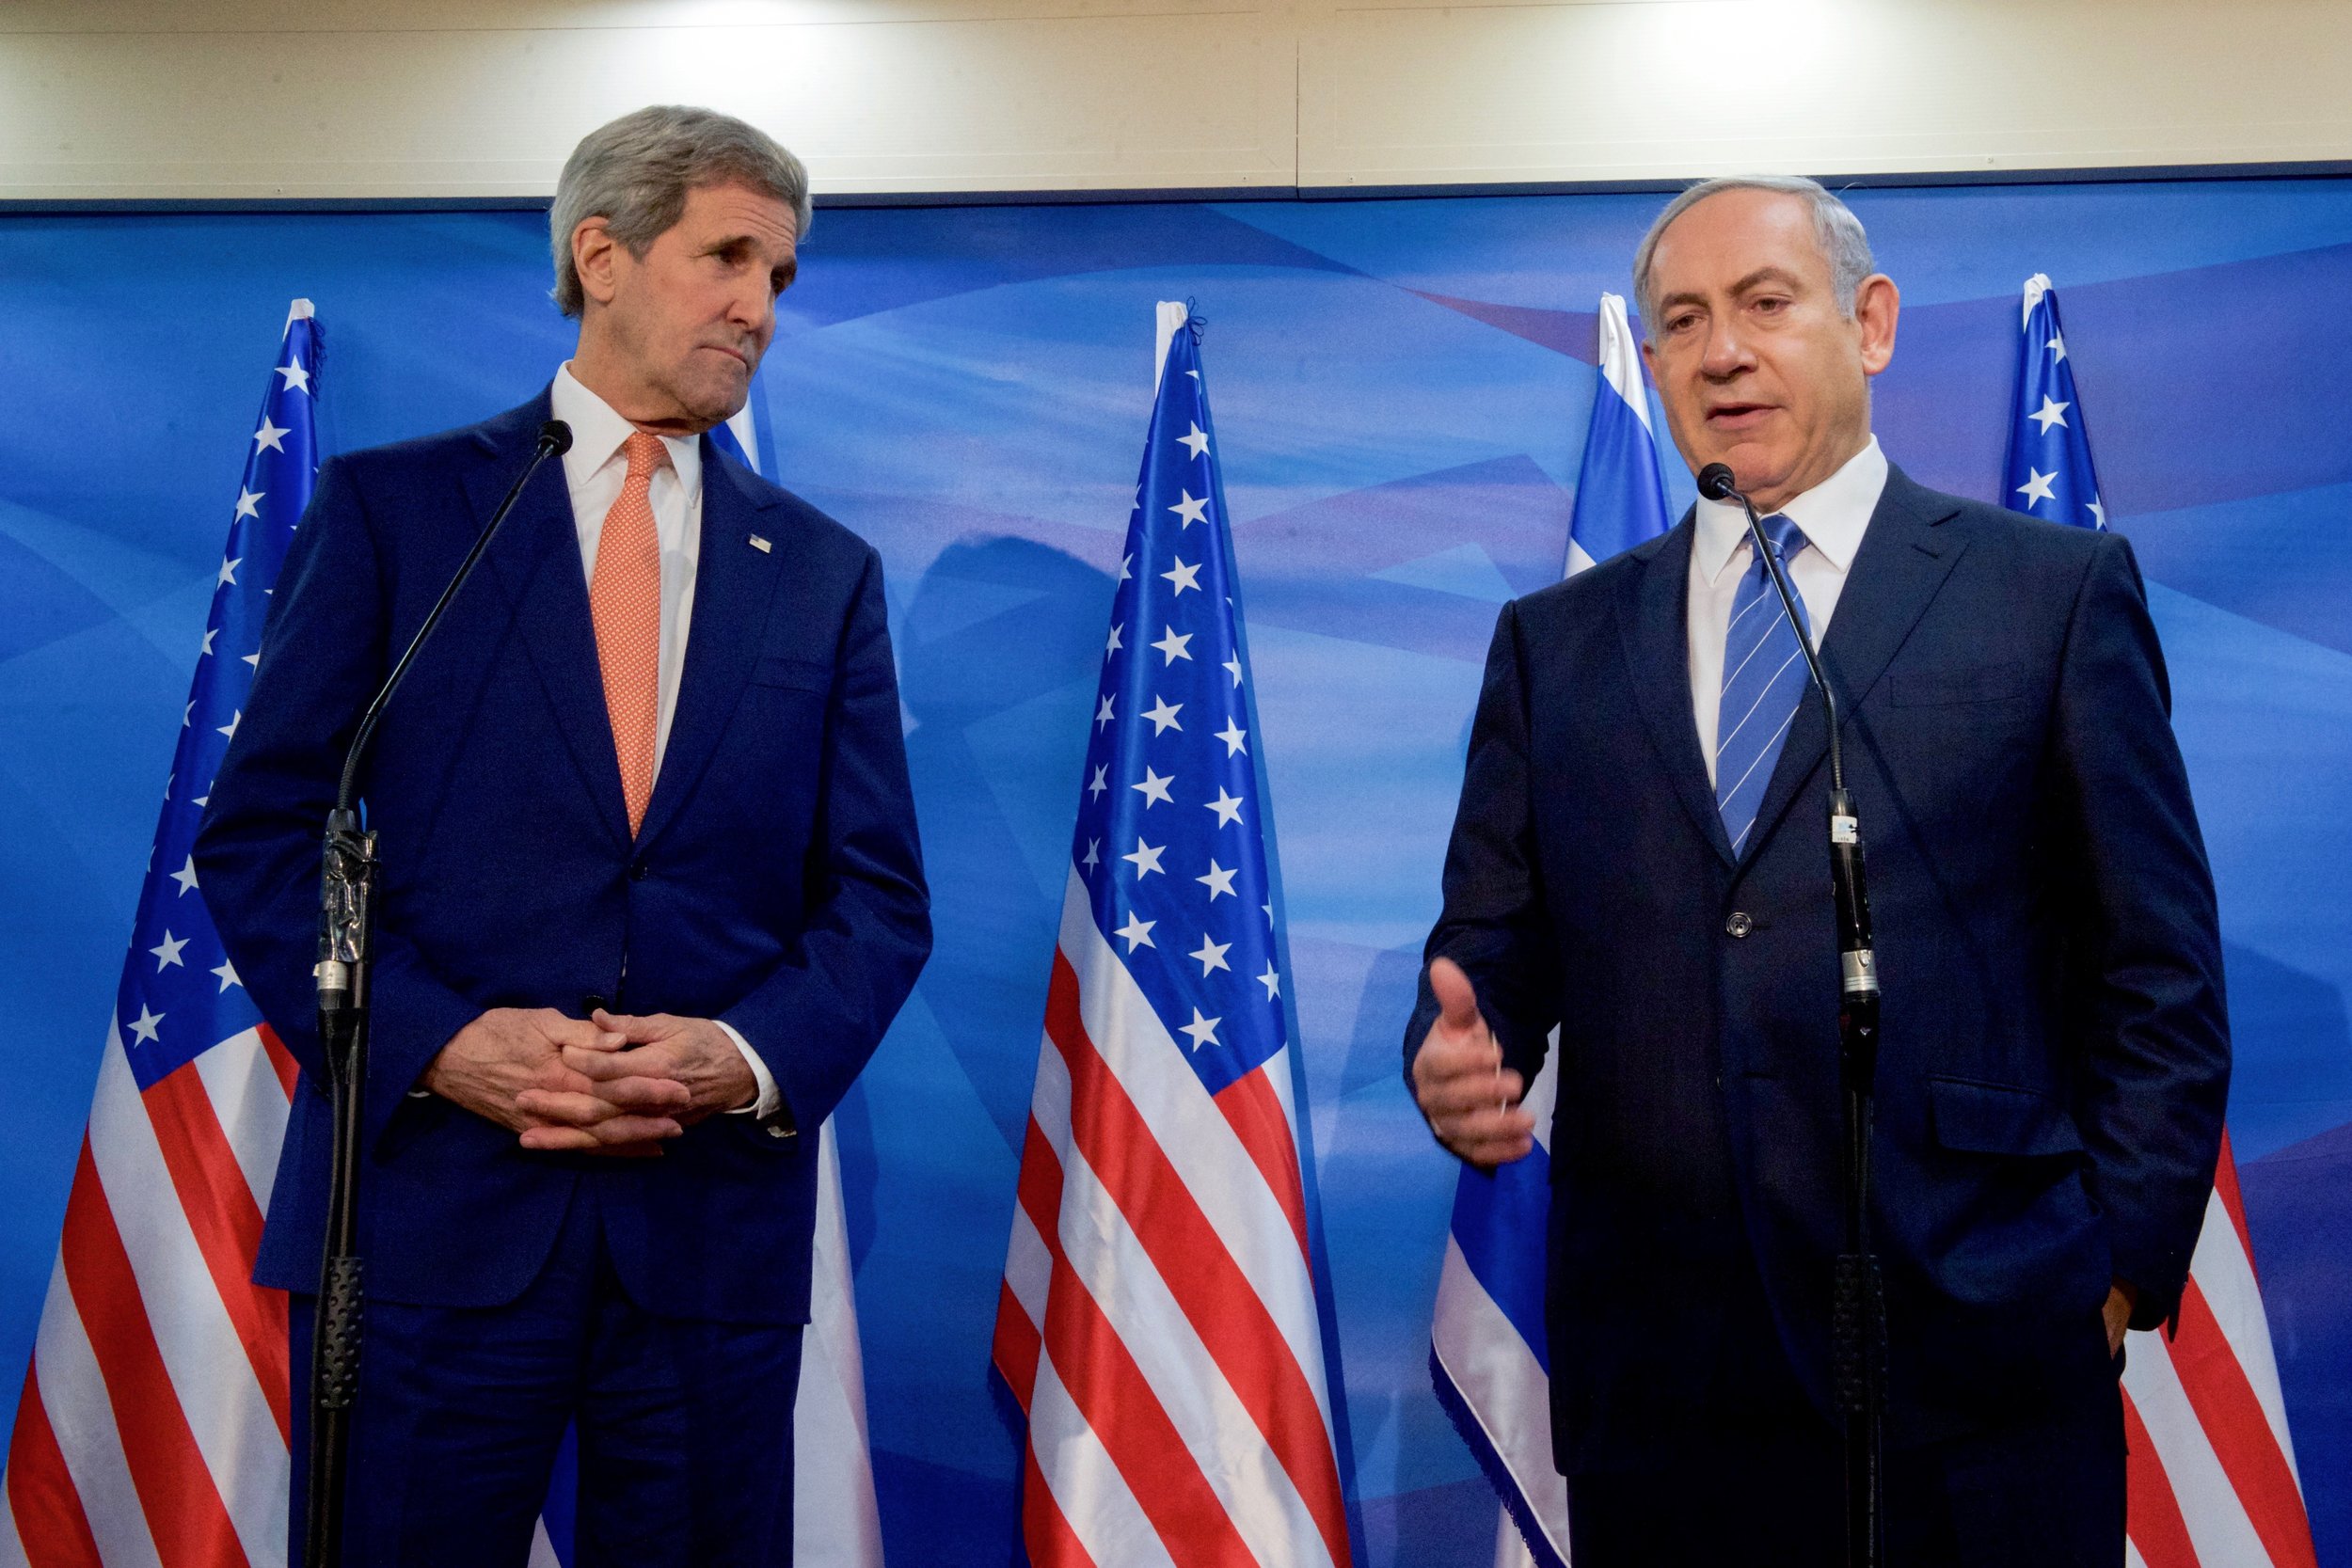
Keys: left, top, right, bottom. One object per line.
{"left": 1564, "top": 293, "right": 1675, "bottom": 574}
{"left": 1430, "top": 292, "right": 1672, "bottom": 1568}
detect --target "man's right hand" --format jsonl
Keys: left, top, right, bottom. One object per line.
{"left": 420, "top": 1007, "right": 689, "bottom": 1154}
{"left": 1411, "top": 958, "right": 1537, "bottom": 1169}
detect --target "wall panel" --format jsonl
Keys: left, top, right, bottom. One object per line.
{"left": 0, "top": 2, "right": 1297, "bottom": 198}
{"left": 7, "top": 0, "right": 2352, "bottom": 200}
{"left": 1304, "top": 1, "right": 2352, "bottom": 187}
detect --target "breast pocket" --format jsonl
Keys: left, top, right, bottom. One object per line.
{"left": 1875, "top": 659, "right": 2045, "bottom": 836}
{"left": 1890, "top": 661, "right": 2032, "bottom": 707}
{"left": 743, "top": 657, "right": 833, "bottom": 760}
{"left": 752, "top": 657, "right": 834, "bottom": 694}
{"left": 724, "top": 657, "right": 833, "bottom": 842}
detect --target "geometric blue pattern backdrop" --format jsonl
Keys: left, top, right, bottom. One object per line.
{"left": 3, "top": 179, "right": 2347, "bottom": 1565}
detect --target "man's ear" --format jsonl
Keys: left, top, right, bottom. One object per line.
{"left": 573, "top": 217, "right": 622, "bottom": 309}
{"left": 1854, "top": 274, "right": 1899, "bottom": 376}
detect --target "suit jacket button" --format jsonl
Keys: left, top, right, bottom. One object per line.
{"left": 628, "top": 862, "right": 649, "bottom": 882}
{"left": 1725, "top": 911, "right": 1754, "bottom": 938}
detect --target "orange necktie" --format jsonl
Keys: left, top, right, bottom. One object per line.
{"left": 590, "top": 432, "right": 665, "bottom": 834}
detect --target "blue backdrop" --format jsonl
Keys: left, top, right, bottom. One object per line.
{"left": 4, "top": 180, "right": 2348, "bottom": 1565}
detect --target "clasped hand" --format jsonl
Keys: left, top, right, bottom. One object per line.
{"left": 1410, "top": 958, "right": 1537, "bottom": 1169}
{"left": 421, "top": 1006, "right": 757, "bottom": 1155}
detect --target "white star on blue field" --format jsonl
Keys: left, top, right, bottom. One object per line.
{"left": 1071, "top": 325, "right": 1285, "bottom": 1092}
{"left": 114, "top": 312, "right": 319, "bottom": 1086}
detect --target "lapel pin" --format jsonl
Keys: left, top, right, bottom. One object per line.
{"left": 748, "top": 534, "right": 771, "bottom": 553}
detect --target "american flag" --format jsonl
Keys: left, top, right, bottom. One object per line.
{"left": 2005, "top": 273, "right": 2316, "bottom": 1568}
{"left": 2004, "top": 274, "right": 2109, "bottom": 532}
{"left": 1, "top": 302, "right": 317, "bottom": 1567}
{"left": 991, "top": 305, "right": 1352, "bottom": 1568}
{"left": 1429, "top": 291, "right": 1671, "bottom": 1568}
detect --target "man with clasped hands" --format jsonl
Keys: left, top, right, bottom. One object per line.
{"left": 199, "top": 106, "right": 929, "bottom": 1564}
{"left": 1405, "top": 177, "right": 2228, "bottom": 1565}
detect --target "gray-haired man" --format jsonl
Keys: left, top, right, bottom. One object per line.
{"left": 1405, "top": 177, "right": 2226, "bottom": 1563}
{"left": 197, "top": 105, "right": 930, "bottom": 1564}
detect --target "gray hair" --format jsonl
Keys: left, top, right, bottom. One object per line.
{"left": 1632, "top": 175, "right": 1874, "bottom": 332}
{"left": 549, "top": 105, "right": 812, "bottom": 318}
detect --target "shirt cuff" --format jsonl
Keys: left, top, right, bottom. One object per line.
{"left": 714, "top": 1019, "right": 780, "bottom": 1117}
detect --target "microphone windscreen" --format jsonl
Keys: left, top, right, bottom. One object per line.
{"left": 1696, "top": 462, "right": 1738, "bottom": 501}
{"left": 539, "top": 419, "right": 575, "bottom": 457}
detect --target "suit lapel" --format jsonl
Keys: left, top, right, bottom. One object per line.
{"left": 1734, "top": 466, "right": 1967, "bottom": 875}
{"left": 1619, "top": 515, "right": 1738, "bottom": 869}
{"left": 473, "top": 394, "right": 635, "bottom": 854}
{"left": 633, "top": 442, "right": 787, "bottom": 852}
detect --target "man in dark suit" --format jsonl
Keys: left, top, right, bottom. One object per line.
{"left": 1405, "top": 176, "right": 2228, "bottom": 1565}
{"left": 196, "top": 105, "right": 929, "bottom": 1565}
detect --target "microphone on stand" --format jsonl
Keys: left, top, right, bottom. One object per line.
{"left": 1697, "top": 460, "right": 1886, "bottom": 1568}
{"left": 306, "top": 417, "right": 570, "bottom": 1568}
{"left": 1693, "top": 462, "right": 1879, "bottom": 1022}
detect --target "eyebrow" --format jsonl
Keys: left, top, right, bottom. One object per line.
{"left": 1657, "top": 265, "right": 1809, "bottom": 313}
{"left": 707, "top": 233, "right": 800, "bottom": 290}
{"left": 1729, "top": 265, "right": 1805, "bottom": 296}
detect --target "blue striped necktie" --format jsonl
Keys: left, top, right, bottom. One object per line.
{"left": 1715, "top": 513, "right": 1814, "bottom": 858}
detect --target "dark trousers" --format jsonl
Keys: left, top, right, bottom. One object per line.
{"left": 290, "top": 1181, "right": 804, "bottom": 1568}
{"left": 1563, "top": 1325, "right": 2126, "bottom": 1568}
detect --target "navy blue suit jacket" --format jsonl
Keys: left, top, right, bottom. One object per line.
{"left": 1406, "top": 467, "right": 2228, "bottom": 1468}
{"left": 196, "top": 391, "right": 930, "bottom": 1323}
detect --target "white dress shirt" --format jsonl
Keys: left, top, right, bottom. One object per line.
{"left": 1688, "top": 436, "right": 1888, "bottom": 787}
{"left": 550, "top": 365, "right": 779, "bottom": 1118}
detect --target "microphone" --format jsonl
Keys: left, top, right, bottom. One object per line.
{"left": 304, "top": 415, "right": 569, "bottom": 1568}
{"left": 1693, "top": 461, "right": 1879, "bottom": 1023}
{"left": 1699, "top": 457, "right": 1888, "bottom": 1560}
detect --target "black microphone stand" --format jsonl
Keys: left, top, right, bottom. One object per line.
{"left": 304, "top": 419, "right": 571, "bottom": 1568}
{"left": 1698, "top": 464, "right": 1885, "bottom": 1568}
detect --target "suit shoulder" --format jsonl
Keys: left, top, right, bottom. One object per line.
{"left": 1964, "top": 497, "right": 2103, "bottom": 552}
{"left": 1893, "top": 480, "right": 2117, "bottom": 603}
{"left": 1909, "top": 482, "right": 2105, "bottom": 562}
{"left": 1511, "top": 528, "right": 1662, "bottom": 626}
{"left": 327, "top": 404, "right": 533, "bottom": 491}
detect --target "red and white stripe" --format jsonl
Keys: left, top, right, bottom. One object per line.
{"left": 2123, "top": 1132, "right": 2316, "bottom": 1568}
{"left": 4, "top": 1024, "right": 296, "bottom": 1568}
{"left": 993, "top": 873, "right": 1351, "bottom": 1568}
